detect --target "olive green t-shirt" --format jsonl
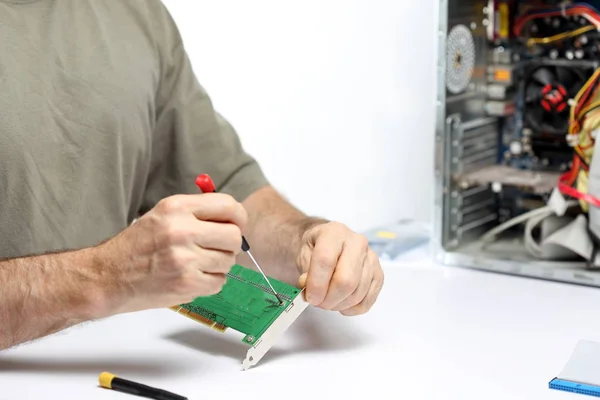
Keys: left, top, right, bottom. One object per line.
{"left": 0, "top": 0, "right": 268, "bottom": 258}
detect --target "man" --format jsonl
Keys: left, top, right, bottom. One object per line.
{"left": 0, "top": 0, "right": 384, "bottom": 350}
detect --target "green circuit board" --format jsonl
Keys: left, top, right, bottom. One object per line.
{"left": 170, "top": 264, "right": 301, "bottom": 345}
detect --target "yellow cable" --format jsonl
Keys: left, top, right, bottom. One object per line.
{"left": 570, "top": 69, "right": 600, "bottom": 134}
{"left": 570, "top": 79, "right": 600, "bottom": 212}
{"left": 577, "top": 170, "right": 590, "bottom": 212}
{"left": 578, "top": 101, "right": 600, "bottom": 120}
{"left": 527, "top": 25, "right": 595, "bottom": 47}
{"left": 565, "top": 66, "right": 600, "bottom": 212}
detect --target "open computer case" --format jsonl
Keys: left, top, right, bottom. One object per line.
{"left": 433, "top": 0, "right": 600, "bottom": 286}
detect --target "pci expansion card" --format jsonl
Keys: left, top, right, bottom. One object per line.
{"left": 170, "top": 264, "right": 309, "bottom": 370}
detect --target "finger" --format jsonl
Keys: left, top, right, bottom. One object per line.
{"left": 304, "top": 230, "right": 344, "bottom": 306}
{"left": 331, "top": 253, "right": 374, "bottom": 311}
{"left": 193, "top": 247, "right": 236, "bottom": 274}
{"left": 175, "top": 270, "right": 227, "bottom": 303}
{"left": 318, "top": 236, "right": 367, "bottom": 310}
{"left": 340, "top": 268, "right": 384, "bottom": 316}
{"left": 157, "top": 193, "right": 247, "bottom": 229}
{"left": 194, "top": 270, "right": 228, "bottom": 296}
{"left": 193, "top": 220, "right": 243, "bottom": 253}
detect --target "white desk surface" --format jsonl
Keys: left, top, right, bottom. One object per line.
{"left": 2, "top": 246, "right": 600, "bottom": 400}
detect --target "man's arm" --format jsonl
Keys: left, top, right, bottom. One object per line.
{"left": 0, "top": 248, "right": 105, "bottom": 350}
{"left": 238, "top": 185, "right": 327, "bottom": 285}
{"left": 0, "top": 192, "right": 250, "bottom": 350}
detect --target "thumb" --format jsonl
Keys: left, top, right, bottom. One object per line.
{"left": 298, "top": 272, "right": 308, "bottom": 289}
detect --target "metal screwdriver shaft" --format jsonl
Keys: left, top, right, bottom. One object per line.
{"left": 245, "top": 247, "right": 282, "bottom": 302}
{"left": 195, "top": 174, "right": 284, "bottom": 305}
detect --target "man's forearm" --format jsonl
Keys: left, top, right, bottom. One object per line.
{"left": 239, "top": 185, "right": 327, "bottom": 285}
{"left": 0, "top": 248, "right": 107, "bottom": 350}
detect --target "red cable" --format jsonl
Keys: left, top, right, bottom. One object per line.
{"left": 516, "top": 6, "right": 600, "bottom": 31}
{"left": 558, "top": 182, "right": 600, "bottom": 208}
{"left": 575, "top": 80, "right": 600, "bottom": 117}
{"left": 558, "top": 156, "right": 600, "bottom": 208}
{"left": 514, "top": 6, "right": 600, "bottom": 36}
{"left": 564, "top": 156, "right": 580, "bottom": 186}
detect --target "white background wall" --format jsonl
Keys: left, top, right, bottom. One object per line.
{"left": 162, "top": 0, "right": 437, "bottom": 232}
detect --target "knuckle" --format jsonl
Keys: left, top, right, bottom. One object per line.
{"left": 224, "top": 196, "right": 247, "bottom": 228}
{"left": 166, "top": 249, "right": 192, "bottom": 271}
{"left": 221, "top": 194, "right": 238, "bottom": 214}
{"left": 164, "top": 248, "right": 180, "bottom": 267}
{"left": 231, "top": 228, "right": 243, "bottom": 251}
{"left": 354, "top": 234, "right": 369, "bottom": 249}
{"left": 233, "top": 235, "right": 243, "bottom": 253}
{"left": 330, "top": 221, "right": 348, "bottom": 232}
{"left": 227, "top": 224, "right": 242, "bottom": 242}
{"left": 157, "top": 196, "right": 183, "bottom": 214}
{"left": 314, "top": 253, "right": 336, "bottom": 269}
{"left": 368, "top": 249, "right": 379, "bottom": 263}
{"left": 162, "top": 223, "right": 187, "bottom": 245}
{"left": 333, "top": 274, "right": 358, "bottom": 293}
{"left": 141, "top": 211, "right": 161, "bottom": 227}
{"left": 219, "top": 253, "right": 236, "bottom": 271}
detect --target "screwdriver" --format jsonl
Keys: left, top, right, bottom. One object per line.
{"left": 195, "top": 174, "right": 284, "bottom": 305}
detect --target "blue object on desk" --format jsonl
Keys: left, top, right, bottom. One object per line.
{"left": 550, "top": 340, "right": 600, "bottom": 398}
{"left": 363, "top": 219, "right": 429, "bottom": 261}
{"left": 549, "top": 378, "right": 600, "bottom": 397}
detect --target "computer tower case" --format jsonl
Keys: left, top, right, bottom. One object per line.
{"left": 433, "top": 0, "right": 600, "bottom": 286}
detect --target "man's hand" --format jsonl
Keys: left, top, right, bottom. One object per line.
{"left": 296, "top": 222, "right": 384, "bottom": 316}
{"left": 92, "top": 193, "right": 246, "bottom": 317}
{"left": 0, "top": 192, "right": 248, "bottom": 350}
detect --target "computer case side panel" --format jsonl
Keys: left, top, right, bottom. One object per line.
{"left": 434, "top": 0, "right": 495, "bottom": 257}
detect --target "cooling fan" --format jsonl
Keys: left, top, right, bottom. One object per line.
{"left": 524, "top": 65, "right": 587, "bottom": 134}
{"left": 446, "top": 24, "right": 475, "bottom": 94}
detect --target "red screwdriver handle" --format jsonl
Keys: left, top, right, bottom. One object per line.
{"left": 195, "top": 173, "right": 250, "bottom": 252}
{"left": 195, "top": 173, "right": 215, "bottom": 193}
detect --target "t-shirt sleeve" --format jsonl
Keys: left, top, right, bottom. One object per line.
{"left": 139, "top": 2, "right": 269, "bottom": 214}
